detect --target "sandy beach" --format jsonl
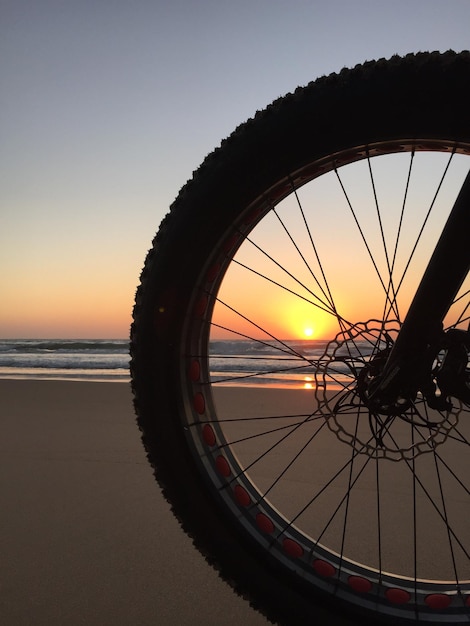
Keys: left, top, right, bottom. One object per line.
{"left": 1, "top": 380, "right": 467, "bottom": 625}
{"left": 0, "top": 380, "right": 270, "bottom": 626}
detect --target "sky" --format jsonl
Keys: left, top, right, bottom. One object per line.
{"left": 1, "top": 0, "right": 469, "bottom": 339}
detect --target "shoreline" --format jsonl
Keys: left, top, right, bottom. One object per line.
{"left": 0, "top": 373, "right": 328, "bottom": 389}
{"left": 0, "top": 373, "right": 130, "bottom": 383}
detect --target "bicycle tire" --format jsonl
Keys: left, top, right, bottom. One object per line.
{"left": 131, "top": 51, "right": 470, "bottom": 625}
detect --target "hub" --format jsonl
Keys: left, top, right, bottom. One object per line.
{"left": 355, "top": 348, "right": 415, "bottom": 417}
{"left": 314, "top": 320, "right": 462, "bottom": 461}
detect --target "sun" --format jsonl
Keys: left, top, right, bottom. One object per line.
{"left": 304, "top": 327, "right": 314, "bottom": 338}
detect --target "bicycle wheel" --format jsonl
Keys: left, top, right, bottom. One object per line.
{"left": 131, "top": 51, "right": 470, "bottom": 625}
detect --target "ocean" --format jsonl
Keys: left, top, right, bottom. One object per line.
{"left": 209, "top": 339, "right": 332, "bottom": 387}
{"left": 0, "top": 338, "right": 353, "bottom": 387}
{"left": 0, "top": 339, "right": 130, "bottom": 383}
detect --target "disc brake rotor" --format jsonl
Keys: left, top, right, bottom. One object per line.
{"left": 314, "top": 320, "right": 461, "bottom": 461}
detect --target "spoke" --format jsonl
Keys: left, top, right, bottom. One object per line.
{"left": 338, "top": 409, "right": 361, "bottom": 575}
{"left": 272, "top": 204, "right": 336, "bottom": 313}
{"left": 451, "top": 291, "right": 470, "bottom": 327}
{"left": 367, "top": 154, "right": 399, "bottom": 318}
{"left": 318, "top": 381, "right": 362, "bottom": 408}
{"left": 391, "top": 151, "right": 456, "bottom": 302}
{"left": 436, "top": 454, "right": 470, "bottom": 495}
{"left": 375, "top": 452, "right": 383, "bottom": 582}
{"left": 208, "top": 361, "right": 317, "bottom": 386}
{"left": 431, "top": 442, "right": 461, "bottom": 584}
{"left": 194, "top": 413, "right": 315, "bottom": 425}
{"left": 287, "top": 443, "right": 374, "bottom": 546}
{"left": 257, "top": 419, "right": 328, "bottom": 502}
{"left": 389, "top": 151, "right": 414, "bottom": 276}
{"left": 444, "top": 425, "right": 470, "bottom": 447}
{"left": 395, "top": 406, "right": 470, "bottom": 491}
{"left": 334, "top": 165, "right": 399, "bottom": 318}
{"left": 208, "top": 355, "right": 309, "bottom": 363}
{"left": 319, "top": 373, "right": 358, "bottom": 392}
{"left": 209, "top": 323, "right": 300, "bottom": 359}
{"left": 209, "top": 309, "right": 314, "bottom": 362}
{"left": 232, "top": 258, "right": 340, "bottom": 318}
{"left": 409, "top": 422, "right": 470, "bottom": 495}
{"left": 216, "top": 413, "right": 324, "bottom": 450}
{"left": 383, "top": 426, "right": 469, "bottom": 563}
{"left": 400, "top": 447, "right": 469, "bottom": 560}
{"left": 380, "top": 151, "right": 415, "bottom": 324}
{"left": 411, "top": 427, "right": 418, "bottom": 594}
{"left": 209, "top": 321, "right": 361, "bottom": 388}
{"left": 456, "top": 314, "right": 470, "bottom": 326}
{"left": 240, "top": 234, "right": 338, "bottom": 317}
{"left": 289, "top": 180, "right": 342, "bottom": 319}
{"left": 453, "top": 289, "right": 470, "bottom": 306}
{"left": 228, "top": 412, "right": 328, "bottom": 485}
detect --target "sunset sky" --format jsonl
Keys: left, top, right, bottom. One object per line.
{"left": 2, "top": 1, "right": 469, "bottom": 339}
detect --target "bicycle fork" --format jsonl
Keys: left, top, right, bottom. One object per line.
{"left": 369, "top": 169, "right": 470, "bottom": 410}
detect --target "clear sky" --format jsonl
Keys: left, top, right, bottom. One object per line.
{"left": 1, "top": 0, "right": 469, "bottom": 338}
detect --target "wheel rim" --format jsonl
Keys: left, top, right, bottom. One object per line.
{"left": 182, "top": 141, "right": 470, "bottom": 621}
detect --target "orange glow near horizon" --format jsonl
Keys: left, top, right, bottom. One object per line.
{"left": 0, "top": 277, "right": 134, "bottom": 339}
{"left": 278, "top": 297, "right": 339, "bottom": 340}
{"left": 210, "top": 293, "right": 339, "bottom": 341}
{"left": 0, "top": 309, "right": 132, "bottom": 340}
{"left": 3, "top": 153, "right": 467, "bottom": 342}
